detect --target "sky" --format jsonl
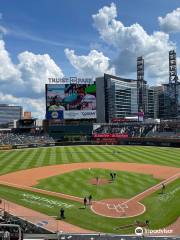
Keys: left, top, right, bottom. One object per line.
{"left": 0, "top": 0, "right": 180, "bottom": 118}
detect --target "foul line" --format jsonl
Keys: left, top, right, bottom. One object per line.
{"left": 120, "top": 172, "right": 180, "bottom": 206}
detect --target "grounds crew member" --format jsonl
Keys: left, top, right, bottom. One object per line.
{"left": 161, "top": 183, "right": 165, "bottom": 194}
{"left": 88, "top": 195, "right": 92, "bottom": 205}
{"left": 84, "top": 197, "right": 87, "bottom": 208}
{"left": 60, "top": 208, "right": 65, "bottom": 219}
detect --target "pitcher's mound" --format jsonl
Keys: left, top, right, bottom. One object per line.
{"left": 89, "top": 178, "right": 110, "bottom": 185}
{"left": 91, "top": 198, "right": 145, "bottom": 218}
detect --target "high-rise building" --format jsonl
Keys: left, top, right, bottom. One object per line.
{"left": 147, "top": 86, "right": 163, "bottom": 119}
{"left": 96, "top": 74, "right": 138, "bottom": 123}
{"left": 0, "top": 104, "right": 23, "bottom": 126}
{"left": 159, "top": 83, "right": 180, "bottom": 119}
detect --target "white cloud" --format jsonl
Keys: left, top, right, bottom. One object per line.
{"left": 92, "top": 3, "right": 176, "bottom": 84}
{"left": 64, "top": 48, "right": 115, "bottom": 78}
{"left": 0, "top": 39, "right": 64, "bottom": 118}
{"left": 0, "top": 40, "right": 21, "bottom": 82}
{"left": 17, "top": 51, "right": 63, "bottom": 95}
{"left": 158, "top": 8, "right": 180, "bottom": 33}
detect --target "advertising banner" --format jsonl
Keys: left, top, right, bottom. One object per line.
{"left": 64, "top": 110, "right": 96, "bottom": 119}
{"left": 46, "top": 80, "right": 96, "bottom": 120}
{"left": 93, "top": 133, "right": 129, "bottom": 138}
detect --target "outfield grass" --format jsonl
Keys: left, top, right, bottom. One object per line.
{"left": 0, "top": 145, "right": 180, "bottom": 175}
{"left": 0, "top": 178, "right": 179, "bottom": 234}
{"left": 35, "top": 169, "right": 160, "bottom": 200}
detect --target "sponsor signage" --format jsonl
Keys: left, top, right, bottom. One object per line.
{"left": 111, "top": 118, "right": 138, "bottom": 123}
{"left": 64, "top": 110, "right": 96, "bottom": 119}
{"left": 48, "top": 77, "right": 94, "bottom": 85}
{"left": 94, "top": 138, "right": 118, "bottom": 143}
{"left": 46, "top": 79, "right": 96, "bottom": 120}
{"left": 93, "top": 133, "right": 129, "bottom": 138}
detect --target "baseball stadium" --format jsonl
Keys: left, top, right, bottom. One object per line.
{"left": 0, "top": 137, "right": 180, "bottom": 237}
{"left": 0, "top": 62, "right": 180, "bottom": 239}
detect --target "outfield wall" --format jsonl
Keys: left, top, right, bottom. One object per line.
{"left": 1, "top": 137, "right": 179, "bottom": 150}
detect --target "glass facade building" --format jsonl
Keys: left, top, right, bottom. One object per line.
{"left": 0, "top": 104, "right": 23, "bottom": 126}
{"left": 106, "top": 78, "right": 138, "bottom": 119}
{"left": 96, "top": 74, "right": 138, "bottom": 123}
{"left": 159, "top": 83, "right": 180, "bottom": 119}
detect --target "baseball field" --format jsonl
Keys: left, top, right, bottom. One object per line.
{"left": 0, "top": 145, "right": 179, "bottom": 234}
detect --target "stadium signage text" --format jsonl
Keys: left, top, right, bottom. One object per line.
{"left": 64, "top": 110, "right": 96, "bottom": 119}
{"left": 93, "top": 133, "right": 129, "bottom": 138}
{"left": 111, "top": 118, "right": 138, "bottom": 123}
{"left": 48, "top": 77, "right": 94, "bottom": 85}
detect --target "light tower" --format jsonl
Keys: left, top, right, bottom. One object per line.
{"left": 137, "top": 56, "right": 146, "bottom": 117}
{"left": 169, "top": 50, "right": 179, "bottom": 118}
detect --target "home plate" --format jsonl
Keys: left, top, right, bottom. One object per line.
{"left": 91, "top": 198, "right": 145, "bottom": 218}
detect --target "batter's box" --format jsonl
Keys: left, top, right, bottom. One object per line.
{"left": 107, "top": 203, "right": 128, "bottom": 212}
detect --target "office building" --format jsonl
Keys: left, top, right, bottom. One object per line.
{"left": 96, "top": 74, "right": 139, "bottom": 123}
{"left": 0, "top": 104, "right": 23, "bottom": 126}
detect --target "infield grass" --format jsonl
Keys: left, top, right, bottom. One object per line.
{"left": 35, "top": 169, "right": 160, "bottom": 200}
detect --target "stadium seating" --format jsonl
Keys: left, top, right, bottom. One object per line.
{"left": 0, "top": 133, "right": 55, "bottom": 145}
{"left": 93, "top": 123, "right": 180, "bottom": 138}
{"left": 93, "top": 124, "right": 155, "bottom": 137}
{"left": 0, "top": 212, "right": 51, "bottom": 234}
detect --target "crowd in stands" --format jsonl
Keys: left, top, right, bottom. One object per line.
{"left": 0, "top": 211, "right": 51, "bottom": 234}
{"left": 93, "top": 124, "right": 155, "bottom": 137}
{"left": 0, "top": 133, "right": 55, "bottom": 145}
{"left": 93, "top": 122, "right": 180, "bottom": 138}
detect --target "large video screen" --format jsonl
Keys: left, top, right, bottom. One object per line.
{"left": 46, "top": 79, "right": 96, "bottom": 120}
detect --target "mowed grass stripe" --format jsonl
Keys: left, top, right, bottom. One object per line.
{"left": 49, "top": 147, "right": 57, "bottom": 165}
{"left": 25, "top": 148, "right": 44, "bottom": 169}
{"left": 129, "top": 146, "right": 180, "bottom": 161}
{"left": 0, "top": 150, "right": 30, "bottom": 175}
{"left": 61, "top": 146, "right": 70, "bottom": 163}
{"left": 0, "top": 146, "right": 179, "bottom": 176}
{"left": 35, "top": 169, "right": 160, "bottom": 200}
{"left": 69, "top": 146, "right": 98, "bottom": 162}
{"left": 55, "top": 147, "right": 63, "bottom": 163}
{"left": 80, "top": 146, "right": 105, "bottom": 161}
{"left": 120, "top": 147, "right": 161, "bottom": 164}
{"left": 89, "top": 146, "right": 116, "bottom": 162}
{"left": 66, "top": 146, "right": 86, "bottom": 163}
{"left": 10, "top": 149, "right": 33, "bottom": 171}
{"left": 132, "top": 147, "right": 180, "bottom": 166}
{"left": 18, "top": 149, "right": 40, "bottom": 170}
{"left": 85, "top": 146, "right": 107, "bottom": 161}
{"left": 0, "top": 150, "right": 27, "bottom": 175}
{"left": 111, "top": 146, "right": 180, "bottom": 166}
{"left": 0, "top": 150, "right": 22, "bottom": 168}
{"left": 34, "top": 148, "right": 48, "bottom": 167}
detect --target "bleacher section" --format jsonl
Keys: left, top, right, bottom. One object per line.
{"left": 0, "top": 133, "right": 55, "bottom": 146}
{"left": 0, "top": 212, "right": 52, "bottom": 234}
{"left": 93, "top": 124, "right": 155, "bottom": 138}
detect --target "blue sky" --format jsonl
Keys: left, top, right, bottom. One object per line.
{"left": 0, "top": 0, "right": 180, "bottom": 117}
{"left": 1, "top": 0, "right": 180, "bottom": 75}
